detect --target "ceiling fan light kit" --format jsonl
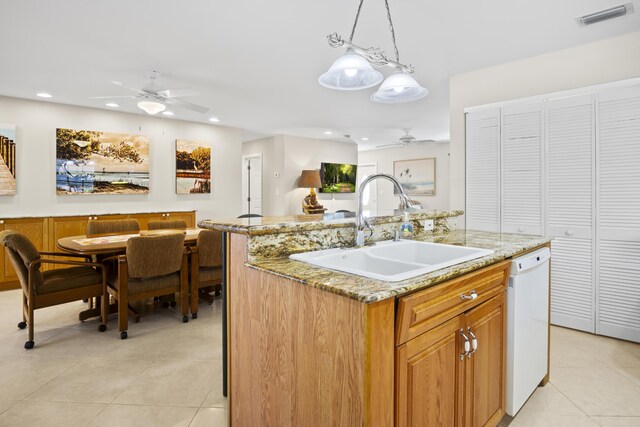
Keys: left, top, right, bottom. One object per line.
{"left": 319, "top": 0, "right": 427, "bottom": 103}
{"left": 137, "top": 100, "right": 166, "bottom": 115}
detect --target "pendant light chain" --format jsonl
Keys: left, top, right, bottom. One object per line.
{"left": 384, "top": 0, "right": 400, "bottom": 62}
{"left": 349, "top": 0, "right": 366, "bottom": 42}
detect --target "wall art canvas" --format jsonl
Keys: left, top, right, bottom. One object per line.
{"left": 176, "top": 139, "right": 211, "bottom": 194}
{"left": 56, "top": 128, "right": 150, "bottom": 195}
{"left": 393, "top": 157, "right": 436, "bottom": 196}
{"left": 0, "top": 123, "right": 16, "bottom": 196}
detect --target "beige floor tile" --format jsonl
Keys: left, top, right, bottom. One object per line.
{"left": 551, "top": 367, "right": 640, "bottom": 416}
{"left": 26, "top": 355, "right": 156, "bottom": 404}
{"left": 566, "top": 331, "right": 640, "bottom": 369}
{"left": 513, "top": 383, "right": 584, "bottom": 417}
{"left": 592, "top": 417, "right": 640, "bottom": 427}
{"left": 0, "top": 401, "right": 17, "bottom": 415}
{"left": 0, "top": 401, "right": 105, "bottom": 427}
{"left": 0, "top": 355, "right": 78, "bottom": 401}
{"left": 113, "top": 358, "right": 216, "bottom": 407}
{"left": 616, "top": 367, "right": 640, "bottom": 387}
{"left": 201, "top": 379, "right": 227, "bottom": 408}
{"left": 189, "top": 407, "right": 228, "bottom": 427}
{"left": 87, "top": 404, "right": 198, "bottom": 427}
{"left": 550, "top": 330, "right": 606, "bottom": 368}
{"left": 511, "top": 413, "right": 598, "bottom": 427}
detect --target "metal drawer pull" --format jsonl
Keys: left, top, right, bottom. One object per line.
{"left": 460, "top": 330, "right": 470, "bottom": 360}
{"left": 460, "top": 290, "right": 478, "bottom": 301}
{"left": 467, "top": 328, "right": 477, "bottom": 358}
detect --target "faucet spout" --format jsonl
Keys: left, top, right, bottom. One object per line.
{"left": 355, "top": 173, "right": 420, "bottom": 247}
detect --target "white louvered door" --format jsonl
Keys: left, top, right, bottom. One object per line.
{"left": 466, "top": 108, "right": 501, "bottom": 232}
{"left": 546, "top": 94, "right": 595, "bottom": 332}
{"left": 596, "top": 85, "right": 640, "bottom": 342}
{"left": 501, "top": 102, "right": 544, "bottom": 235}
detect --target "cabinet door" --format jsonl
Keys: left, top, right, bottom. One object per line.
{"left": 396, "top": 316, "right": 464, "bottom": 427}
{"left": 466, "top": 108, "right": 501, "bottom": 232}
{"left": 546, "top": 94, "right": 596, "bottom": 332}
{"left": 463, "top": 293, "right": 506, "bottom": 427}
{"left": 164, "top": 211, "right": 195, "bottom": 227}
{"left": 0, "top": 217, "right": 48, "bottom": 282}
{"left": 597, "top": 84, "right": 640, "bottom": 342}
{"left": 501, "top": 102, "right": 543, "bottom": 235}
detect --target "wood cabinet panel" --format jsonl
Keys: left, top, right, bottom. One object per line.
{"left": 132, "top": 211, "right": 195, "bottom": 229}
{"left": 396, "top": 316, "right": 464, "bottom": 427}
{"left": 396, "top": 261, "right": 510, "bottom": 345}
{"left": 0, "top": 217, "right": 48, "bottom": 282}
{"left": 464, "top": 294, "right": 506, "bottom": 427}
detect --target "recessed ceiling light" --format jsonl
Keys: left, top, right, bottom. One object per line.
{"left": 209, "top": 117, "right": 220, "bottom": 123}
{"left": 36, "top": 92, "right": 52, "bottom": 98}
{"left": 324, "top": 131, "right": 333, "bottom": 135}
{"left": 105, "top": 103, "right": 119, "bottom": 108}
{"left": 162, "top": 111, "right": 174, "bottom": 116}
{"left": 361, "top": 137, "right": 369, "bottom": 141}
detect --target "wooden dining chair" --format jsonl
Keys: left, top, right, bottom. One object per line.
{"left": 147, "top": 220, "right": 187, "bottom": 230}
{"left": 0, "top": 230, "right": 107, "bottom": 349}
{"left": 86, "top": 219, "right": 140, "bottom": 237}
{"left": 189, "top": 229, "right": 223, "bottom": 319}
{"left": 105, "top": 231, "right": 189, "bottom": 339}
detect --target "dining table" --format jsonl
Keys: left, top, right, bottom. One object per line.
{"left": 57, "top": 227, "right": 204, "bottom": 320}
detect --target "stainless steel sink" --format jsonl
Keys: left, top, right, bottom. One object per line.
{"left": 290, "top": 240, "right": 494, "bottom": 282}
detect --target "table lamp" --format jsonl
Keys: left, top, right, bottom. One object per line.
{"left": 299, "top": 170, "right": 323, "bottom": 212}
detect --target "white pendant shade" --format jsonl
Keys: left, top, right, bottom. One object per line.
{"left": 318, "top": 49, "right": 383, "bottom": 91}
{"left": 370, "top": 73, "right": 428, "bottom": 103}
{"left": 137, "top": 101, "right": 166, "bottom": 115}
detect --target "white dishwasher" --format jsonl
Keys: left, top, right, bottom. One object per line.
{"left": 506, "top": 247, "right": 551, "bottom": 416}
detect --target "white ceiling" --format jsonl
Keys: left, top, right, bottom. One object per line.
{"left": 0, "top": 0, "right": 638, "bottom": 150}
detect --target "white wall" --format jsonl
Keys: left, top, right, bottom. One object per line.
{"left": 242, "top": 135, "right": 358, "bottom": 215}
{"left": 0, "top": 96, "right": 243, "bottom": 221}
{"left": 358, "top": 143, "right": 450, "bottom": 214}
{"left": 449, "top": 31, "right": 640, "bottom": 226}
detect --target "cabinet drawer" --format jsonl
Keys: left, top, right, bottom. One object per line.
{"left": 396, "top": 260, "right": 510, "bottom": 345}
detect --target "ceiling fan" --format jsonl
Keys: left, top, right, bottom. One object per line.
{"left": 90, "top": 70, "right": 209, "bottom": 115}
{"left": 376, "top": 129, "right": 435, "bottom": 148}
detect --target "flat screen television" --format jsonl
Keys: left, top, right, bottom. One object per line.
{"left": 319, "top": 162, "right": 357, "bottom": 193}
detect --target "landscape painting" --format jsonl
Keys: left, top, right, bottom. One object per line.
{"left": 56, "top": 128, "right": 150, "bottom": 195}
{"left": 0, "top": 123, "right": 16, "bottom": 195}
{"left": 176, "top": 139, "right": 211, "bottom": 194}
{"left": 393, "top": 157, "right": 436, "bottom": 196}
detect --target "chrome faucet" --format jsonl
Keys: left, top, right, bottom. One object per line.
{"left": 355, "top": 173, "right": 421, "bottom": 247}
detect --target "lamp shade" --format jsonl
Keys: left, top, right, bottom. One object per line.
{"left": 370, "top": 73, "right": 428, "bottom": 104}
{"left": 318, "top": 49, "right": 383, "bottom": 91}
{"left": 299, "top": 170, "right": 322, "bottom": 188}
{"left": 137, "top": 101, "right": 166, "bottom": 115}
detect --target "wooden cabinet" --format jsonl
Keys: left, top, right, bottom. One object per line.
{"left": 132, "top": 211, "right": 195, "bottom": 229}
{"left": 0, "top": 217, "right": 49, "bottom": 284}
{"left": 396, "top": 261, "right": 509, "bottom": 427}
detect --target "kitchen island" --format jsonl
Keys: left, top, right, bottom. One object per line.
{"left": 199, "top": 211, "right": 551, "bottom": 426}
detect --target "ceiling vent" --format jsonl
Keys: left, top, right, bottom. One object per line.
{"left": 576, "top": 3, "right": 634, "bottom": 26}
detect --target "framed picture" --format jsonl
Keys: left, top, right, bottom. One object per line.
{"left": 176, "top": 139, "right": 211, "bottom": 194}
{"left": 0, "top": 123, "right": 16, "bottom": 195}
{"left": 56, "top": 128, "right": 150, "bottom": 195}
{"left": 393, "top": 157, "right": 436, "bottom": 196}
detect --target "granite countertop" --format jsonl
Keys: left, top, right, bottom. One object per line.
{"left": 198, "top": 209, "right": 463, "bottom": 236}
{"left": 247, "top": 229, "right": 551, "bottom": 303}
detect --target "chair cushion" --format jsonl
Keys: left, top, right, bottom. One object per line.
{"left": 199, "top": 266, "right": 223, "bottom": 284}
{"left": 39, "top": 266, "right": 102, "bottom": 295}
{"left": 108, "top": 272, "right": 181, "bottom": 295}
{"left": 86, "top": 219, "right": 140, "bottom": 237}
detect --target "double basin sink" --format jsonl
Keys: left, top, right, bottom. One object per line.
{"left": 290, "top": 240, "right": 495, "bottom": 282}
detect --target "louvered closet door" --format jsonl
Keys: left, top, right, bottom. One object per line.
{"left": 597, "top": 85, "right": 640, "bottom": 342}
{"left": 546, "top": 94, "right": 595, "bottom": 332}
{"left": 466, "top": 108, "right": 501, "bottom": 232}
{"left": 501, "top": 102, "right": 543, "bottom": 235}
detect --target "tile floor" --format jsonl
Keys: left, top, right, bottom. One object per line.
{"left": 0, "top": 289, "right": 639, "bottom": 426}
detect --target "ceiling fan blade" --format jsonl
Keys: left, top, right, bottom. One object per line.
{"left": 376, "top": 143, "right": 402, "bottom": 148}
{"left": 414, "top": 139, "right": 436, "bottom": 144}
{"left": 157, "top": 88, "right": 199, "bottom": 98}
{"left": 164, "top": 97, "right": 209, "bottom": 114}
{"left": 88, "top": 95, "right": 138, "bottom": 99}
{"left": 111, "top": 80, "right": 149, "bottom": 97}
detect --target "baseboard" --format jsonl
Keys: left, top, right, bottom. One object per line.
{"left": 0, "top": 281, "right": 20, "bottom": 291}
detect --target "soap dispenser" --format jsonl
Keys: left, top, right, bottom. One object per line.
{"left": 400, "top": 212, "right": 414, "bottom": 239}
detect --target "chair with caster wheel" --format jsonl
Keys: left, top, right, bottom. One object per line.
{"left": 104, "top": 231, "right": 189, "bottom": 339}
{"left": 189, "top": 229, "right": 223, "bottom": 319}
{"left": 0, "top": 230, "right": 107, "bottom": 349}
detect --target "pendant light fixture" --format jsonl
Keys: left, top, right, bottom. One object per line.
{"left": 319, "top": 0, "right": 427, "bottom": 103}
